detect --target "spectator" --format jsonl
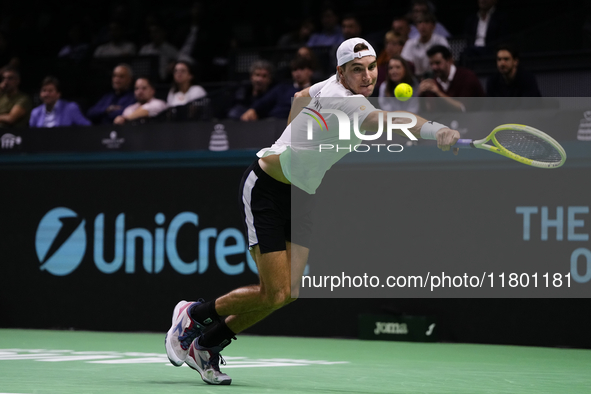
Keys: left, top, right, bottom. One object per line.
{"left": 139, "top": 25, "right": 180, "bottom": 81}
{"left": 341, "top": 14, "right": 362, "bottom": 40}
{"left": 401, "top": 12, "right": 449, "bottom": 78}
{"left": 93, "top": 22, "right": 136, "bottom": 58}
{"left": 227, "top": 60, "right": 274, "bottom": 119}
{"left": 173, "top": 2, "right": 229, "bottom": 83}
{"left": 87, "top": 64, "right": 136, "bottom": 124}
{"left": 241, "top": 57, "right": 313, "bottom": 121}
{"left": 58, "top": 24, "right": 90, "bottom": 64}
{"left": 408, "top": 0, "right": 451, "bottom": 39}
{"left": 0, "top": 67, "right": 31, "bottom": 128}
{"left": 378, "top": 56, "right": 419, "bottom": 113}
{"left": 463, "top": 0, "right": 510, "bottom": 58}
{"left": 392, "top": 16, "right": 411, "bottom": 42}
{"left": 277, "top": 18, "right": 315, "bottom": 48}
{"left": 114, "top": 77, "right": 167, "bottom": 124}
{"left": 296, "top": 46, "right": 325, "bottom": 82}
{"left": 29, "top": 76, "right": 91, "bottom": 128}
{"left": 375, "top": 31, "right": 407, "bottom": 94}
{"left": 167, "top": 61, "right": 207, "bottom": 107}
{"left": 486, "top": 45, "right": 541, "bottom": 97}
{"left": 418, "top": 45, "right": 485, "bottom": 112}
{"left": 306, "top": 7, "right": 344, "bottom": 48}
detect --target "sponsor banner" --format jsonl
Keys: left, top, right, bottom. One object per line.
{"left": 358, "top": 314, "right": 437, "bottom": 342}
{"left": 0, "top": 120, "right": 284, "bottom": 154}
{"left": 1, "top": 165, "right": 260, "bottom": 330}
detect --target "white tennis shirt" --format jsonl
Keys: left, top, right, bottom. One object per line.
{"left": 257, "top": 75, "right": 378, "bottom": 194}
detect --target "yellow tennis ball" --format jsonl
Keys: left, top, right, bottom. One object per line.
{"left": 394, "top": 83, "right": 413, "bottom": 101}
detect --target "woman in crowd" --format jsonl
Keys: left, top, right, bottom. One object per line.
{"left": 167, "top": 61, "right": 206, "bottom": 107}
{"left": 378, "top": 55, "right": 419, "bottom": 113}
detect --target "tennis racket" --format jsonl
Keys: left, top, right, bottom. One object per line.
{"left": 453, "top": 124, "right": 566, "bottom": 168}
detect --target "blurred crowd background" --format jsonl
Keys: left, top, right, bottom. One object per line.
{"left": 1, "top": 0, "right": 590, "bottom": 128}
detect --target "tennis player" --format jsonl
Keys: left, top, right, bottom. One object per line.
{"left": 165, "top": 37, "right": 460, "bottom": 385}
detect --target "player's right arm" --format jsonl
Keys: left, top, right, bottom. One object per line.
{"left": 287, "top": 76, "right": 329, "bottom": 124}
{"left": 361, "top": 110, "right": 460, "bottom": 153}
{"left": 288, "top": 90, "right": 311, "bottom": 125}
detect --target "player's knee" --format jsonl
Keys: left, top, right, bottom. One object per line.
{"left": 261, "top": 289, "right": 291, "bottom": 310}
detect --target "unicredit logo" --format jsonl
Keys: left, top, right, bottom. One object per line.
{"left": 35, "top": 208, "right": 257, "bottom": 276}
{"left": 36, "top": 207, "right": 87, "bottom": 276}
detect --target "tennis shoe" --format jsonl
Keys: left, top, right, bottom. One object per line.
{"left": 164, "top": 300, "right": 207, "bottom": 366}
{"left": 185, "top": 339, "right": 232, "bottom": 385}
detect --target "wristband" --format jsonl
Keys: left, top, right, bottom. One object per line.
{"left": 420, "top": 121, "right": 448, "bottom": 140}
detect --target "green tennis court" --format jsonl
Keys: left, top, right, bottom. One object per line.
{"left": 1, "top": 329, "right": 590, "bottom": 393}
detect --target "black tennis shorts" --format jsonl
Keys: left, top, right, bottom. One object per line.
{"left": 239, "top": 159, "right": 315, "bottom": 254}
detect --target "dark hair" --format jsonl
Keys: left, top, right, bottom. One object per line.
{"left": 1, "top": 66, "right": 20, "bottom": 78}
{"left": 290, "top": 56, "right": 313, "bottom": 71}
{"left": 353, "top": 43, "right": 368, "bottom": 52}
{"left": 426, "top": 44, "right": 452, "bottom": 60}
{"left": 415, "top": 12, "right": 437, "bottom": 24}
{"left": 296, "top": 46, "right": 319, "bottom": 72}
{"left": 392, "top": 15, "right": 411, "bottom": 25}
{"left": 496, "top": 43, "right": 520, "bottom": 60}
{"left": 136, "top": 76, "right": 155, "bottom": 89}
{"left": 411, "top": 0, "right": 436, "bottom": 13}
{"left": 41, "top": 76, "right": 61, "bottom": 92}
{"left": 384, "top": 56, "right": 414, "bottom": 97}
{"left": 342, "top": 13, "right": 360, "bottom": 24}
{"left": 171, "top": 61, "right": 195, "bottom": 93}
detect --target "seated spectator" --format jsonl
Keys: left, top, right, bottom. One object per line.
{"left": 87, "top": 64, "right": 136, "bottom": 124}
{"left": 139, "top": 25, "right": 179, "bottom": 81}
{"left": 241, "top": 57, "right": 313, "bottom": 122}
{"left": 227, "top": 60, "right": 274, "bottom": 119}
{"left": 341, "top": 14, "right": 362, "bottom": 40}
{"left": 93, "top": 22, "right": 136, "bottom": 58}
{"left": 375, "top": 31, "right": 407, "bottom": 95}
{"left": 58, "top": 24, "right": 90, "bottom": 64}
{"left": 306, "top": 7, "right": 344, "bottom": 48}
{"left": 167, "top": 61, "right": 206, "bottom": 107}
{"left": 401, "top": 13, "right": 449, "bottom": 78}
{"left": 378, "top": 56, "right": 419, "bottom": 113}
{"left": 391, "top": 16, "right": 411, "bottom": 43}
{"left": 277, "top": 18, "right": 315, "bottom": 48}
{"left": 0, "top": 67, "right": 31, "bottom": 128}
{"left": 486, "top": 44, "right": 541, "bottom": 97}
{"left": 408, "top": 0, "right": 451, "bottom": 39}
{"left": 114, "top": 77, "right": 167, "bottom": 124}
{"left": 463, "top": 0, "right": 510, "bottom": 59}
{"left": 172, "top": 2, "right": 229, "bottom": 83}
{"left": 418, "top": 45, "right": 485, "bottom": 112}
{"left": 296, "top": 46, "right": 324, "bottom": 82}
{"left": 30, "top": 76, "right": 91, "bottom": 128}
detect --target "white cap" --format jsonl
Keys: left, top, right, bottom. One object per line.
{"left": 336, "top": 37, "right": 377, "bottom": 67}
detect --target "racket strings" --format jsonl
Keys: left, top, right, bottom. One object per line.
{"left": 494, "top": 129, "right": 563, "bottom": 163}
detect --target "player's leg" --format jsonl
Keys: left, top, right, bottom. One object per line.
{"left": 220, "top": 241, "right": 309, "bottom": 333}
{"left": 184, "top": 241, "right": 308, "bottom": 385}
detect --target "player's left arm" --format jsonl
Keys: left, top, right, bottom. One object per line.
{"left": 361, "top": 110, "right": 460, "bottom": 153}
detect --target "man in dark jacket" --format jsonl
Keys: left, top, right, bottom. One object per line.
{"left": 486, "top": 45, "right": 541, "bottom": 97}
